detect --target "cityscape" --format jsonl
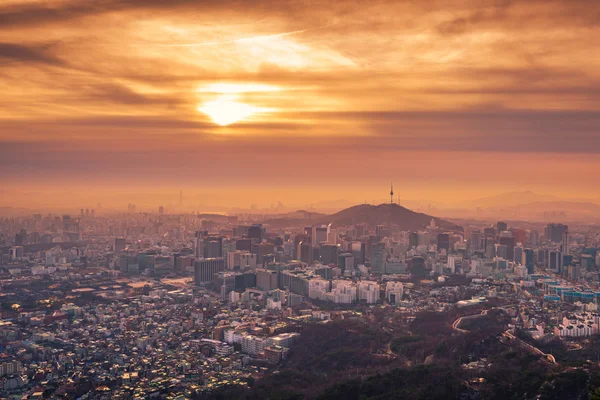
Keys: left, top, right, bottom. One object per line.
{"left": 2, "top": 195, "right": 600, "bottom": 399}
{"left": 2, "top": 0, "right": 600, "bottom": 399}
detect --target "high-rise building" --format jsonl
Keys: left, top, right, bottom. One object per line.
{"left": 256, "top": 269, "right": 278, "bottom": 290}
{"left": 437, "top": 233, "right": 450, "bottom": 251}
{"left": 195, "top": 236, "right": 204, "bottom": 258}
{"left": 483, "top": 227, "right": 496, "bottom": 239}
{"left": 548, "top": 250, "right": 562, "bottom": 273}
{"left": 311, "top": 225, "right": 330, "bottom": 248}
{"left": 194, "top": 258, "right": 225, "bottom": 285}
{"left": 499, "top": 236, "right": 516, "bottom": 261}
{"left": 350, "top": 241, "right": 365, "bottom": 265}
{"left": 370, "top": 242, "right": 386, "bottom": 274}
{"left": 247, "top": 224, "right": 264, "bottom": 242}
{"left": 545, "top": 223, "right": 568, "bottom": 243}
{"left": 337, "top": 253, "right": 354, "bottom": 272}
{"left": 514, "top": 246, "right": 524, "bottom": 266}
{"left": 114, "top": 238, "right": 126, "bottom": 253}
{"left": 562, "top": 230, "right": 570, "bottom": 256}
{"left": 523, "top": 248, "right": 535, "bottom": 275}
{"left": 158, "top": 206, "right": 164, "bottom": 215}
{"left": 14, "top": 229, "right": 27, "bottom": 246}
{"left": 9, "top": 246, "right": 24, "bottom": 261}
{"left": 227, "top": 250, "right": 257, "bottom": 270}
{"left": 320, "top": 243, "right": 339, "bottom": 265}
{"left": 529, "top": 230, "right": 540, "bottom": 247}
{"left": 485, "top": 240, "right": 496, "bottom": 259}
{"left": 496, "top": 221, "right": 508, "bottom": 232}
{"left": 470, "top": 230, "right": 482, "bottom": 251}
{"left": 235, "top": 238, "right": 252, "bottom": 252}
{"left": 408, "top": 232, "right": 418, "bottom": 249}
{"left": 511, "top": 228, "right": 527, "bottom": 245}
{"left": 496, "top": 244, "right": 508, "bottom": 259}
{"left": 376, "top": 225, "right": 384, "bottom": 239}
{"left": 297, "top": 242, "right": 312, "bottom": 263}
{"left": 411, "top": 256, "right": 427, "bottom": 278}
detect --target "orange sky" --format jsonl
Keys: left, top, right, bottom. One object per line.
{"left": 1, "top": 0, "right": 599, "bottom": 209}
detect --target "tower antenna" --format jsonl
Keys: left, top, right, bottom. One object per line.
{"left": 390, "top": 183, "right": 394, "bottom": 204}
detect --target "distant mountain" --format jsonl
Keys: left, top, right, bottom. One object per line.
{"left": 486, "top": 201, "right": 600, "bottom": 222}
{"left": 0, "top": 206, "right": 32, "bottom": 217}
{"left": 263, "top": 203, "right": 462, "bottom": 231}
{"left": 500, "top": 201, "right": 600, "bottom": 212}
{"left": 306, "top": 199, "right": 355, "bottom": 212}
{"left": 467, "top": 191, "right": 561, "bottom": 208}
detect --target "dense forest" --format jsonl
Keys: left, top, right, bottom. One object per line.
{"left": 207, "top": 308, "right": 600, "bottom": 400}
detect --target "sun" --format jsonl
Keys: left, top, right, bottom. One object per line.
{"left": 197, "top": 84, "right": 278, "bottom": 126}
{"left": 198, "top": 96, "right": 262, "bottom": 126}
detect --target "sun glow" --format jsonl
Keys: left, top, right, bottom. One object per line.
{"left": 198, "top": 83, "right": 282, "bottom": 94}
{"left": 198, "top": 95, "right": 270, "bottom": 126}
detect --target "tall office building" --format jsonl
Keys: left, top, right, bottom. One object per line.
{"left": 470, "top": 230, "right": 482, "bottom": 251}
{"left": 411, "top": 256, "right": 427, "bottom": 278}
{"left": 375, "top": 225, "right": 384, "bottom": 239}
{"left": 437, "top": 233, "right": 450, "bottom": 251}
{"left": 14, "top": 229, "right": 27, "bottom": 246}
{"left": 194, "top": 258, "right": 225, "bottom": 285}
{"left": 548, "top": 250, "right": 562, "bottom": 273}
{"left": 545, "top": 223, "right": 568, "bottom": 243}
{"left": 511, "top": 228, "right": 527, "bottom": 245}
{"left": 247, "top": 224, "right": 264, "bottom": 242}
{"left": 523, "top": 248, "right": 535, "bottom": 275}
{"left": 195, "top": 236, "right": 204, "bottom": 258}
{"left": 529, "top": 230, "right": 540, "bottom": 247}
{"left": 499, "top": 236, "right": 516, "bottom": 261}
{"left": 370, "top": 242, "right": 386, "bottom": 274}
{"left": 496, "top": 221, "right": 508, "bottom": 232}
{"left": 311, "top": 225, "right": 330, "bottom": 248}
{"left": 408, "top": 232, "right": 419, "bottom": 249}
{"left": 320, "top": 243, "right": 340, "bottom": 265}
{"left": 514, "top": 246, "right": 524, "bottom": 266}
{"left": 562, "top": 230, "right": 570, "bottom": 256}
{"left": 256, "top": 269, "right": 278, "bottom": 290}
{"left": 297, "top": 242, "right": 312, "bottom": 263}
{"left": 337, "top": 253, "right": 354, "bottom": 272}
{"left": 114, "top": 238, "right": 126, "bottom": 253}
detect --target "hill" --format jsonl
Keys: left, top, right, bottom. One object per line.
{"left": 264, "top": 203, "right": 461, "bottom": 232}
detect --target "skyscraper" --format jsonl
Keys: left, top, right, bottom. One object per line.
{"left": 370, "top": 242, "right": 386, "bottom": 274}
{"left": 470, "top": 230, "right": 482, "bottom": 251}
{"left": 562, "top": 230, "right": 570, "bottom": 256}
{"left": 437, "top": 233, "right": 450, "bottom": 251}
{"left": 320, "top": 243, "right": 339, "bottom": 265}
{"left": 499, "top": 236, "right": 516, "bottom": 261}
{"left": 523, "top": 248, "right": 535, "bottom": 275}
{"left": 545, "top": 223, "right": 568, "bottom": 243}
{"left": 114, "top": 238, "right": 126, "bottom": 253}
{"left": 194, "top": 258, "right": 225, "bottom": 285}
{"left": 311, "top": 225, "right": 330, "bottom": 248}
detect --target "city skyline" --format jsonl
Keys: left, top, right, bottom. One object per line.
{"left": 1, "top": 0, "right": 600, "bottom": 205}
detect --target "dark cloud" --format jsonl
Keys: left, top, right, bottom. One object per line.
{"left": 0, "top": 42, "right": 65, "bottom": 66}
{"left": 0, "top": 0, "right": 299, "bottom": 28}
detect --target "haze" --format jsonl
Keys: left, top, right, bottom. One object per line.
{"left": 1, "top": 0, "right": 599, "bottom": 211}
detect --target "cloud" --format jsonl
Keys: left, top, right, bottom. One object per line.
{"left": 0, "top": 42, "right": 65, "bottom": 66}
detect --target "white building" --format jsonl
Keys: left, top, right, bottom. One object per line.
{"left": 385, "top": 281, "right": 404, "bottom": 304}
{"left": 554, "top": 313, "right": 600, "bottom": 337}
{"left": 308, "top": 279, "right": 330, "bottom": 300}
{"left": 241, "top": 335, "right": 266, "bottom": 355}
{"left": 267, "top": 298, "right": 282, "bottom": 310}
{"left": 357, "top": 281, "right": 379, "bottom": 304}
